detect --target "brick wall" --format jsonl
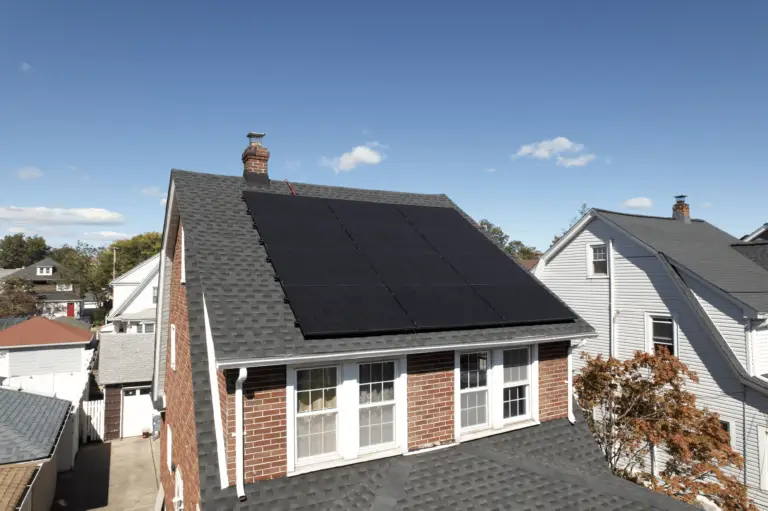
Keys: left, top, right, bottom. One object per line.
{"left": 406, "top": 351, "right": 455, "bottom": 450}
{"left": 160, "top": 223, "right": 201, "bottom": 510}
{"left": 225, "top": 366, "right": 287, "bottom": 484}
{"left": 103, "top": 386, "right": 121, "bottom": 441}
{"left": 538, "top": 341, "right": 569, "bottom": 421}
{"left": 217, "top": 368, "right": 227, "bottom": 454}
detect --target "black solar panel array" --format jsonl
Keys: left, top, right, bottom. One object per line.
{"left": 244, "top": 191, "right": 576, "bottom": 338}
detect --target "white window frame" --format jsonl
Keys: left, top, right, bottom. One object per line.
{"left": 456, "top": 351, "right": 491, "bottom": 433}
{"left": 170, "top": 324, "right": 177, "bottom": 371}
{"left": 56, "top": 283, "right": 73, "bottom": 292}
{"left": 152, "top": 286, "right": 159, "bottom": 305}
{"left": 500, "top": 347, "right": 532, "bottom": 423}
{"left": 173, "top": 467, "right": 184, "bottom": 510}
{"left": 36, "top": 266, "right": 53, "bottom": 276}
{"left": 285, "top": 357, "right": 407, "bottom": 476}
{"left": 719, "top": 418, "right": 736, "bottom": 448}
{"left": 166, "top": 424, "right": 173, "bottom": 472}
{"left": 454, "top": 345, "right": 539, "bottom": 442}
{"left": 586, "top": 243, "right": 608, "bottom": 278}
{"left": 294, "top": 364, "right": 341, "bottom": 465}
{"left": 645, "top": 312, "right": 677, "bottom": 356}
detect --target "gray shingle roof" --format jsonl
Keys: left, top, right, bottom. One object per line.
{"left": 732, "top": 241, "right": 768, "bottom": 272}
{"left": 38, "top": 291, "right": 80, "bottom": 301}
{"left": 200, "top": 418, "right": 695, "bottom": 510}
{"left": 0, "top": 388, "right": 70, "bottom": 464}
{"left": 173, "top": 170, "right": 594, "bottom": 364}
{"left": 0, "top": 269, "right": 23, "bottom": 281}
{"left": 97, "top": 333, "right": 155, "bottom": 385}
{"left": 10, "top": 258, "right": 66, "bottom": 282}
{"left": 597, "top": 210, "right": 768, "bottom": 313}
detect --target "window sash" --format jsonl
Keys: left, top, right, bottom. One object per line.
{"left": 592, "top": 246, "right": 607, "bottom": 261}
{"left": 295, "top": 366, "right": 340, "bottom": 461}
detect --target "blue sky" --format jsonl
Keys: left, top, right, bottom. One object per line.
{"left": 1, "top": 1, "right": 766, "bottom": 250}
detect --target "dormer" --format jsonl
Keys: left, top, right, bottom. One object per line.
{"left": 36, "top": 266, "right": 53, "bottom": 277}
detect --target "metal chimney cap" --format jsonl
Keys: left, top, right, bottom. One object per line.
{"left": 247, "top": 132, "right": 266, "bottom": 146}
{"left": 674, "top": 194, "right": 687, "bottom": 202}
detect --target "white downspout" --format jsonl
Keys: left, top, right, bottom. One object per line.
{"left": 608, "top": 238, "right": 617, "bottom": 358}
{"left": 568, "top": 339, "right": 589, "bottom": 424}
{"left": 235, "top": 367, "right": 248, "bottom": 502}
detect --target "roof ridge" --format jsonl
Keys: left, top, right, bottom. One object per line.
{"left": 595, "top": 208, "right": 706, "bottom": 222}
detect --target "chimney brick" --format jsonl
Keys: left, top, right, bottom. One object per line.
{"left": 243, "top": 132, "right": 269, "bottom": 184}
{"left": 673, "top": 195, "right": 690, "bottom": 223}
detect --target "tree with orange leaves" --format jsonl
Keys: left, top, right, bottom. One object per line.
{"left": 575, "top": 349, "right": 756, "bottom": 510}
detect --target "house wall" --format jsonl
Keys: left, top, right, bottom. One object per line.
{"left": 8, "top": 346, "right": 83, "bottom": 376}
{"left": 160, "top": 224, "right": 201, "bottom": 510}
{"left": 407, "top": 351, "right": 455, "bottom": 450}
{"left": 754, "top": 323, "right": 768, "bottom": 376}
{"left": 536, "top": 216, "right": 765, "bottom": 505}
{"left": 121, "top": 276, "right": 159, "bottom": 316}
{"left": 38, "top": 301, "right": 81, "bottom": 319}
{"left": 539, "top": 341, "right": 569, "bottom": 421}
{"left": 112, "top": 285, "right": 134, "bottom": 311}
{"left": 104, "top": 386, "right": 121, "bottom": 441}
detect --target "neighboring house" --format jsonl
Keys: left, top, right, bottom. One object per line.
{"left": 742, "top": 223, "right": 768, "bottom": 242}
{"left": 0, "top": 317, "right": 94, "bottom": 404}
{"left": 149, "top": 134, "right": 692, "bottom": 510}
{"left": 4, "top": 258, "right": 83, "bottom": 319}
{"left": 0, "top": 387, "right": 74, "bottom": 511}
{"left": 519, "top": 257, "right": 539, "bottom": 271}
{"left": 97, "top": 333, "right": 155, "bottom": 440}
{"left": 534, "top": 195, "right": 768, "bottom": 508}
{"left": 0, "top": 268, "right": 23, "bottom": 282}
{"left": 102, "top": 253, "right": 159, "bottom": 334}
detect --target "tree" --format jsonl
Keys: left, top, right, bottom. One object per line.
{"left": 478, "top": 219, "right": 540, "bottom": 261}
{"left": 552, "top": 202, "right": 589, "bottom": 245}
{"left": 24, "top": 236, "right": 51, "bottom": 265}
{"left": 96, "top": 232, "right": 162, "bottom": 282}
{"left": 54, "top": 242, "right": 105, "bottom": 303}
{"left": 0, "top": 234, "right": 51, "bottom": 268}
{"left": 0, "top": 278, "right": 38, "bottom": 316}
{"left": 575, "top": 350, "right": 756, "bottom": 510}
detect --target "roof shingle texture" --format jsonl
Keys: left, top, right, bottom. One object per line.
{"left": 8, "top": 258, "right": 66, "bottom": 282}
{"left": 732, "top": 242, "right": 768, "bottom": 272}
{"left": 598, "top": 210, "right": 768, "bottom": 312}
{"left": 0, "top": 465, "right": 35, "bottom": 510}
{"left": 0, "top": 388, "right": 70, "bottom": 464}
{"left": 172, "top": 170, "right": 593, "bottom": 364}
{"left": 97, "top": 333, "right": 155, "bottom": 385}
{"left": 0, "top": 317, "right": 93, "bottom": 348}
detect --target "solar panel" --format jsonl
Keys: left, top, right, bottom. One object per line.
{"left": 391, "top": 285, "right": 504, "bottom": 330}
{"left": 267, "top": 247, "right": 381, "bottom": 286}
{"left": 328, "top": 199, "right": 431, "bottom": 250}
{"left": 283, "top": 285, "right": 415, "bottom": 337}
{"left": 365, "top": 250, "right": 464, "bottom": 286}
{"left": 472, "top": 283, "right": 576, "bottom": 324}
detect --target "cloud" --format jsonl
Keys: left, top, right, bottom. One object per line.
{"left": 485, "top": 168, "right": 498, "bottom": 173}
{"left": 622, "top": 197, "right": 653, "bottom": 209}
{"left": 7, "top": 227, "right": 26, "bottom": 234}
{"left": 7, "top": 225, "right": 75, "bottom": 238}
{"left": 556, "top": 154, "right": 596, "bottom": 168}
{"left": 700, "top": 202, "right": 713, "bottom": 209}
{"left": 82, "top": 231, "right": 131, "bottom": 241}
{"left": 0, "top": 206, "right": 124, "bottom": 225}
{"left": 20, "top": 62, "right": 32, "bottom": 72}
{"left": 513, "top": 137, "right": 584, "bottom": 160}
{"left": 141, "top": 186, "right": 164, "bottom": 197}
{"left": 15, "top": 166, "right": 43, "bottom": 180}
{"left": 321, "top": 142, "right": 385, "bottom": 173}
{"left": 161, "top": 197, "right": 167, "bottom": 205}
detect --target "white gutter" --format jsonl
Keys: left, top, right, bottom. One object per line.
{"left": 235, "top": 367, "right": 248, "bottom": 502}
{"left": 568, "top": 339, "right": 589, "bottom": 424}
{"left": 217, "top": 331, "right": 597, "bottom": 370}
{"left": 608, "top": 238, "right": 617, "bottom": 358}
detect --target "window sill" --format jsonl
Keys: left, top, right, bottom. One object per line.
{"left": 289, "top": 445, "right": 405, "bottom": 477}
{"left": 458, "top": 418, "right": 539, "bottom": 443}
{"left": 586, "top": 275, "right": 609, "bottom": 280}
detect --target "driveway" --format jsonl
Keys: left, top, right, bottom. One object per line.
{"left": 53, "top": 437, "right": 159, "bottom": 511}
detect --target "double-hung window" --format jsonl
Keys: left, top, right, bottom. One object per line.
{"left": 459, "top": 352, "right": 489, "bottom": 429}
{"left": 358, "top": 361, "right": 396, "bottom": 449}
{"left": 502, "top": 347, "right": 530, "bottom": 420}
{"left": 650, "top": 316, "right": 675, "bottom": 356}
{"left": 589, "top": 244, "right": 608, "bottom": 276}
{"left": 296, "top": 367, "right": 338, "bottom": 460}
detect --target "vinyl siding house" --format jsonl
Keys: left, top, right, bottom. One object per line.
{"left": 3, "top": 258, "right": 83, "bottom": 319}
{"left": 149, "top": 133, "right": 694, "bottom": 511}
{"left": 534, "top": 196, "right": 768, "bottom": 509}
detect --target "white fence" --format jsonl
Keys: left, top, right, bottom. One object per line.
{"left": 80, "top": 399, "right": 104, "bottom": 443}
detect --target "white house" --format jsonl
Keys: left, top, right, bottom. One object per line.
{"left": 102, "top": 253, "right": 159, "bottom": 334}
{"left": 534, "top": 196, "right": 768, "bottom": 509}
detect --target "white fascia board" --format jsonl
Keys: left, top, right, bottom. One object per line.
{"left": 1, "top": 341, "right": 90, "bottom": 350}
{"left": 534, "top": 211, "right": 596, "bottom": 276}
{"left": 216, "top": 331, "right": 597, "bottom": 370}
{"left": 152, "top": 179, "right": 176, "bottom": 399}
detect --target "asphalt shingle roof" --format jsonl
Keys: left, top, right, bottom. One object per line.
{"left": 598, "top": 210, "right": 768, "bottom": 313}
{"left": 732, "top": 241, "right": 768, "bottom": 272}
{"left": 173, "top": 170, "right": 594, "bottom": 364}
{"left": 97, "top": 333, "right": 155, "bottom": 385}
{"left": 0, "top": 388, "right": 70, "bottom": 464}
{"left": 0, "top": 465, "right": 35, "bottom": 510}
{"left": 9, "top": 257, "right": 66, "bottom": 282}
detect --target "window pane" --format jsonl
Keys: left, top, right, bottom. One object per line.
{"left": 461, "top": 389, "right": 488, "bottom": 428}
{"left": 297, "top": 391, "right": 311, "bottom": 412}
{"left": 324, "top": 367, "right": 337, "bottom": 387}
{"left": 654, "top": 342, "right": 675, "bottom": 356}
{"left": 652, "top": 318, "right": 674, "bottom": 340}
{"left": 360, "top": 364, "right": 370, "bottom": 384}
{"left": 592, "top": 246, "right": 606, "bottom": 261}
{"left": 382, "top": 422, "right": 394, "bottom": 443}
{"left": 358, "top": 404, "right": 395, "bottom": 448}
{"left": 297, "top": 413, "right": 337, "bottom": 459}
{"left": 145, "top": 324, "right": 155, "bottom": 334}
{"left": 359, "top": 384, "right": 370, "bottom": 405}
{"left": 311, "top": 390, "right": 325, "bottom": 411}
{"left": 297, "top": 370, "right": 311, "bottom": 391}
{"left": 503, "top": 385, "right": 528, "bottom": 419}
{"left": 382, "top": 381, "right": 394, "bottom": 401}
{"left": 503, "top": 348, "right": 529, "bottom": 383}
{"left": 593, "top": 260, "right": 608, "bottom": 275}
{"left": 382, "top": 362, "right": 395, "bottom": 381}
{"left": 460, "top": 352, "right": 488, "bottom": 390}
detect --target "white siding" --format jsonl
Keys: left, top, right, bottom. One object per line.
{"left": 121, "top": 276, "right": 159, "bottom": 315}
{"left": 745, "top": 390, "right": 768, "bottom": 509}
{"left": 9, "top": 346, "right": 83, "bottom": 376}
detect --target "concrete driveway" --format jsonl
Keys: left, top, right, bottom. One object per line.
{"left": 53, "top": 437, "right": 159, "bottom": 511}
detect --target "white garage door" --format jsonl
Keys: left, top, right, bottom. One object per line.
{"left": 121, "top": 387, "right": 153, "bottom": 438}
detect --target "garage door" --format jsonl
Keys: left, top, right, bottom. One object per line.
{"left": 121, "top": 387, "right": 153, "bottom": 438}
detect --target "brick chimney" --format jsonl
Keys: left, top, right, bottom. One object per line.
{"left": 242, "top": 132, "right": 269, "bottom": 184}
{"left": 673, "top": 195, "right": 690, "bottom": 223}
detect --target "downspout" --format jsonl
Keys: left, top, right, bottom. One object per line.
{"left": 568, "top": 339, "right": 589, "bottom": 424}
{"left": 608, "top": 238, "right": 617, "bottom": 358}
{"left": 743, "top": 384, "right": 748, "bottom": 486}
{"left": 235, "top": 367, "right": 248, "bottom": 502}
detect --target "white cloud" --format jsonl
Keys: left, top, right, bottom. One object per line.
{"left": 321, "top": 142, "right": 385, "bottom": 173}
{"left": 15, "top": 166, "right": 43, "bottom": 180}
{"left": 556, "top": 154, "right": 596, "bottom": 168}
{"left": 485, "top": 168, "right": 498, "bottom": 173}
{"left": 513, "top": 137, "right": 584, "bottom": 160}
{"left": 0, "top": 206, "right": 124, "bottom": 225}
{"left": 161, "top": 197, "right": 167, "bottom": 206}
{"left": 7, "top": 227, "right": 26, "bottom": 234}
{"left": 82, "top": 231, "right": 131, "bottom": 241}
{"left": 622, "top": 197, "right": 653, "bottom": 209}
{"left": 20, "top": 62, "right": 32, "bottom": 72}
{"left": 141, "top": 186, "right": 164, "bottom": 197}
{"left": 700, "top": 202, "right": 713, "bottom": 209}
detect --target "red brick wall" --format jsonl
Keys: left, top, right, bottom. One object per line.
{"left": 217, "top": 368, "right": 227, "bottom": 455}
{"left": 538, "top": 341, "right": 569, "bottom": 421}
{"left": 160, "top": 223, "right": 201, "bottom": 510}
{"left": 406, "top": 351, "right": 455, "bottom": 450}
{"left": 225, "top": 366, "right": 287, "bottom": 484}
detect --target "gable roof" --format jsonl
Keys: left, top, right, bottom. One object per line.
{"left": 0, "top": 269, "right": 23, "bottom": 281}
{"left": 110, "top": 253, "right": 160, "bottom": 285}
{"left": 594, "top": 210, "right": 768, "bottom": 313}
{"left": 0, "top": 388, "right": 70, "bottom": 464}
{"left": 201, "top": 417, "right": 694, "bottom": 510}
{"left": 0, "top": 317, "right": 93, "bottom": 349}
{"left": 172, "top": 170, "right": 594, "bottom": 365}
{"left": 107, "top": 262, "right": 160, "bottom": 321}
{"left": 9, "top": 257, "right": 68, "bottom": 282}
{"left": 97, "top": 333, "right": 154, "bottom": 385}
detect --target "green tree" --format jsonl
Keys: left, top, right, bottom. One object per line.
{"left": 99, "top": 232, "right": 162, "bottom": 280}
{"left": 0, "top": 277, "right": 38, "bottom": 316}
{"left": 50, "top": 245, "right": 79, "bottom": 264}
{"left": 575, "top": 350, "right": 756, "bottom": 510}
{"left": 0, "top": 234, "right": 51, "bottom": 268}
{"left": 24, "top": 236, "right": 51, "bottom": 265}
{"left": 552, "top": 203, "right": 589, "bottom": 245}
{"left": 479, "top": 219, "right": 540, "bottom": 261}
{"left": 55, "top": 242, "right": 104, "bottom": 302}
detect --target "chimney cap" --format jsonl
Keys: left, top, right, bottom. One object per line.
{"left": 247, "top": 132, "right": 266, "bottom": 146}
{"left": 674, "top": 194, "right": 687, "bottom": 202}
